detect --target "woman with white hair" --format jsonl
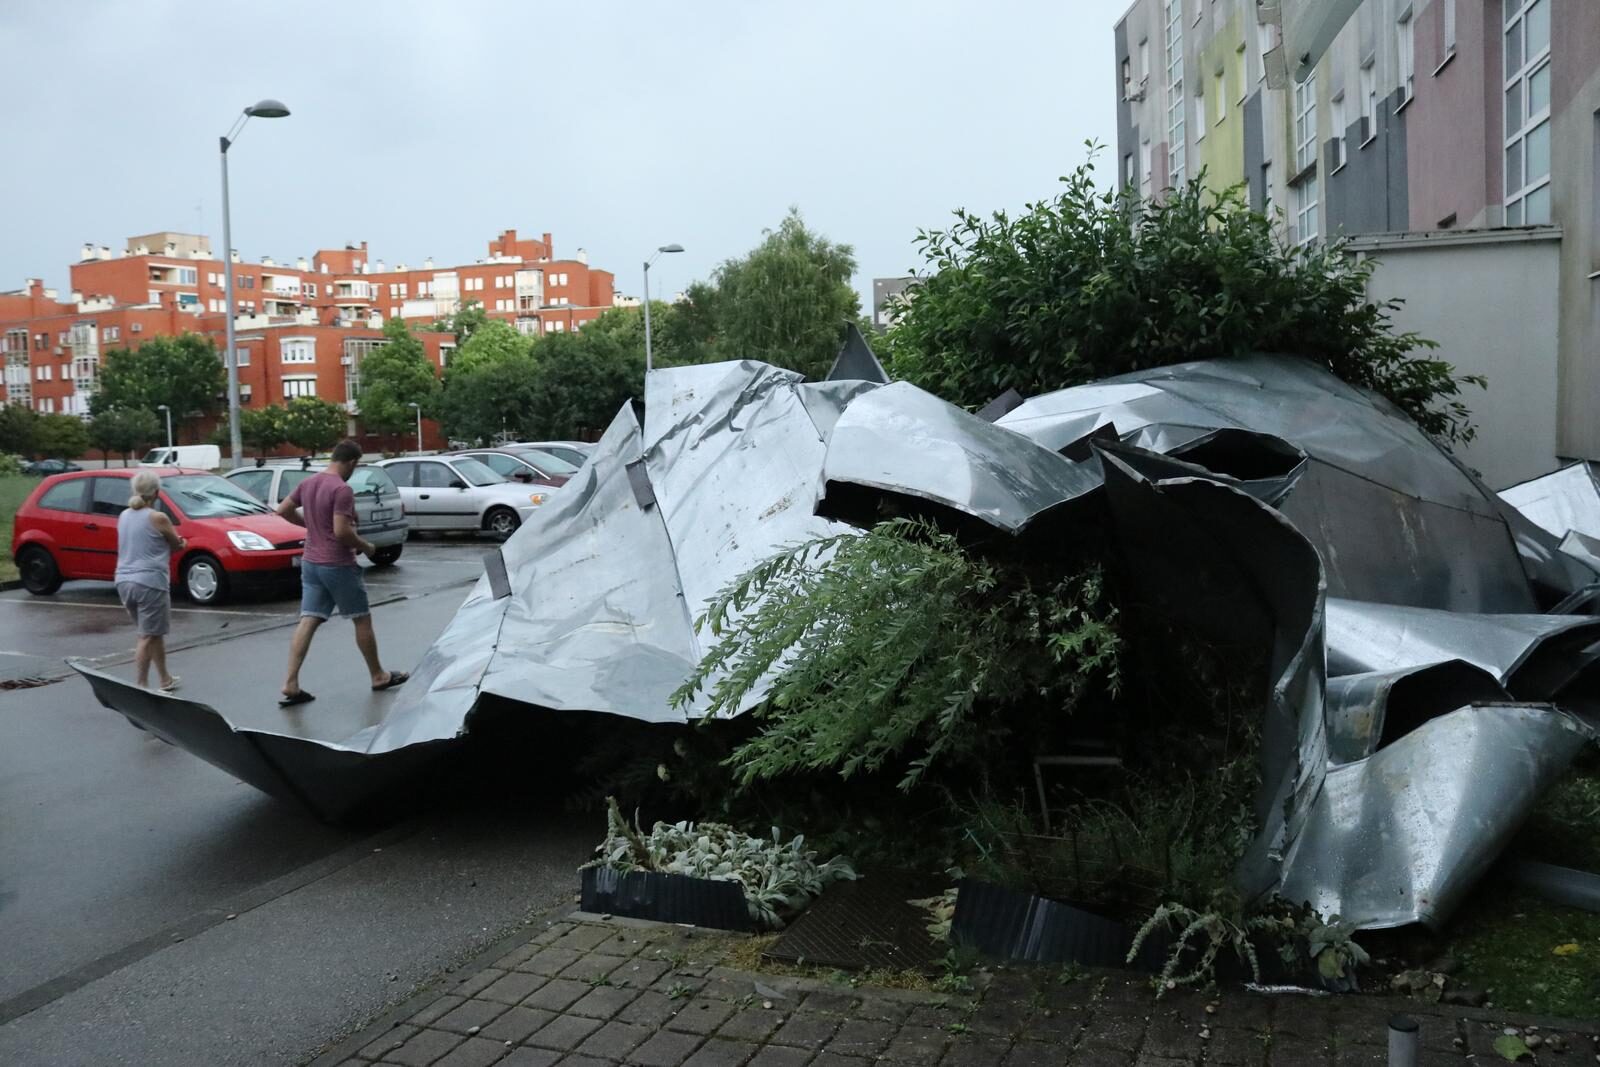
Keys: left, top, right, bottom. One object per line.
{"left": 116, "top": 471, "right": 186, "bottom": 691}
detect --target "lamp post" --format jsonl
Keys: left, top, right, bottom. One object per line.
{"left": 408, "top": 402, "right": 422, "bottom": 456}
{"left": 156, "top": 404, "right": 172, "bottom": 449}
{"left": 219, "top": 98, "right": 291, "bottom": 469}
{"left": 641, "top": 243, "right": 684, "bottom": 374}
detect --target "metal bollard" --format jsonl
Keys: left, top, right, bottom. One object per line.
{"left": 1387, "top": 1014, "right": 1419, "bottom": 1067}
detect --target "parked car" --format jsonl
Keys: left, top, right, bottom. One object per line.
{"left": 224, "top": 462, "right": 410, "bottom": 566}
{"left": 449, "top": 448, "right": 572, "bottom": 488}
{"left": 10, "top": 468, "right": 305, "bottom": 605}
{"left": 139, "top": 444, "right": 221, "bottom": 469}
{"left": 22, "top": 458, "right": 83, "bottom": 476}
{"left": 507, "top": 441, "right": 592, "bottom": 468}
{"left": 375, "top": 455, "right": 548, "bottom": 539}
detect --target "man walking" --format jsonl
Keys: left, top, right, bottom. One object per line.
{"left": 276, "top": 439, "right": 408, "bottom": 705}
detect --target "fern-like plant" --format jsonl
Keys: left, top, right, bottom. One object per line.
{"left": 671, "top": 519, "right": 1121, "bottom": 791}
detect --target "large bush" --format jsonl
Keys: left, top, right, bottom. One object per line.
{"left": 883, "top": 154, "right": 1483, "bottom": 443}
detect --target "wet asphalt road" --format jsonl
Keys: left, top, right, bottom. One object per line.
{"left": 0, "top": 538, "right": 594, "bottom": 1066}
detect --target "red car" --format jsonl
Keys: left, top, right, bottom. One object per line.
{"left": 11, "top": 468, "right": 305, "bottom": 606}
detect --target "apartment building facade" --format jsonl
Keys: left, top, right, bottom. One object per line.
{"left": 1113, "top": 0, "right": 1600, "bottom": 486}
{"left": 0, "top": 228, "right": 616, "bottom": 442}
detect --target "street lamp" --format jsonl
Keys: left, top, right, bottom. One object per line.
{"left": 219, "top": 98, "right": 291, "bottom": 469}
{"left": 408, "top": 402, "right": 422, "bottom": 456}
{"left": 156, "top": 404, "right": 172, "bottom": 449}
{"left": 641, "top": 243, "right": 684, "bottom": 374}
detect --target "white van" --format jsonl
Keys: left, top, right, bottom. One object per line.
{"left": 139, "top": 444, "right": 222, "bottom": 470}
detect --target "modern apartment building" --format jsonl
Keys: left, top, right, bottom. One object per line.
{"left": 1113, "top": 0, "right": 1600, "bottom": 487}
{"left": 0, "top": 229, "right": 616, "bottom": 438}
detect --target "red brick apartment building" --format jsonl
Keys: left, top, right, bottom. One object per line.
{"left": 0, "top": 228, "right": 616, "bottom": 444}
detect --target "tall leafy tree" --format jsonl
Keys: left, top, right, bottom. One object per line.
{"left": 710, "top": 208, "right": 861, "bottom": 379}
{"left": 91, "top": 334, "right": 227, "bottom": 440}
{"left": 526, "top": 327, "right": 644, "bottom": 439}
{"left": 423, "top": 299, "right": 489, "bottom": 346}
{"left": 33, "top": 413, "right": 91, "bottom": 460}
{"left": 282, "top": 397, "right": 348, "bottom": 454}
{"left": 0, "top": 403, "right": 39, "bottom": 456}
{"left": 435, "top": 320, "right": 538, "bottom": 444}
{"left": 356, "top": 318, "right": 438, "bottom": 436}
{"left": 240, "top": 405, "right": 288, "bottom": 458}
{"left": 89, "top": 407, "right": 161, "bottom": 466}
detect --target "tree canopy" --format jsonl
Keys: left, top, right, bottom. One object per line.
{"left": 91, "top": 334, "right": 227, "bottom": 439}
{"left": 435, "top": 321, "right": 540, "bottom": 445}
{"left": 281, "top": 397, "right": 348, "bottom": 454}
{"left": 357, "top": 318, "right": 438, "bottom": 436}
{"left": 423, "top": 300, "right": 489, "bottom": 346}
{"left": 0, "top": 403, "right": 39, "bottom": 456}
{"left": 526, "top": 318, "right": 645, "bottom": 439}
{"left": 240, "top": 405, "right": 289, "bottom": 457}
{"left": 89, "top": 407, "right": 161, "bottom": 464}
{"left": 882, "top": 153, "right": 1481, "bottom": 443}
{"left": 32, "top": 413, "right": 91, "bottom": 459}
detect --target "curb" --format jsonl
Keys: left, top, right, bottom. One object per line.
{"left": 0, "top": 579, "right": 22, "bottom": 592}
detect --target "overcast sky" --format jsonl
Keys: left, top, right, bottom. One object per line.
{"left": 0, "top": 1, "right": 1126, "bottom": 310}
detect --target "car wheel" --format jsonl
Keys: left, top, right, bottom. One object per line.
{"left": 372, "top": 544, "right": 403, "bottom": 567}
{"left": 181, "top": 553, "right": 229, "bottom": 606}
{"left": 484, "top": 506, "right": 519, "bottom": 541}
{"left": 17, "top": 545, "right": 62, "bottom": 595}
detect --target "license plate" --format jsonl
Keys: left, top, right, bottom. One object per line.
{"left": 370, "top": 509, "right": 392, "bottom": 522}
{"left": 291, "top": 556, "right": 302, "bottom": 568}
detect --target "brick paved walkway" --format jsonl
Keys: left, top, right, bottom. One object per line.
{"left": 313, "top": 914, "right": 1600, "bottom": 1067}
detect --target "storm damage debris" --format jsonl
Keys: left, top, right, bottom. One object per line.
{"left": 78, "top": 353, "right": 1599, "bottom": 931}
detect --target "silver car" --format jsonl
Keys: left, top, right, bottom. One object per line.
{"left": 507, "top": 441, "right": 593, "bottom": 468}
{"left": 224, "top": 463, "right": 411, "bottom": 565}
{"left": 376, "top": 455, "right": 548, "bottom": 539}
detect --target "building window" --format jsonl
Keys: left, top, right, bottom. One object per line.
{"left": 1256, "top": 21, "right": 1273, "bottom": 82}
{"left": 235, "top": 347, "right": 251, "bottom": 367}
{"left": 281, "top": 337, "right": 316, "bottom": 364}
{"left": 1139, "top": 38, "right": 1150, "bottom": 84}
{"left": 1165, "top": 0, "right": 1186, "bottom": 186}
{"left": 1331, "top": 93, "right": 1347, "bottom": 168}
{"left": 1122, "top": 152, "right": 1136, "bottom": 189}
{"left": 1360, "top": 61, "right": 1377, "bottom": 142}
{"left": 178, "top": 267, "right": 197, "bottom": 285}
{"left": 1505, "top": 0, "right": 1552, "bottom": 225}
{"left": 1121, "top": 56, "right": 1133, "bottom": 100}
{"left": 439, "top": 343, "right": 456, "bottom": 366}
{"left": 1443, "top": 0, "right": 1457, "bottom": 55}
{"left": 1214, "top": 69, "right": 1226, "bottom": 123}
{"left": 131, "top": 323, "right": 142, "bottom": 333}
{"left": 103, "top": 326, "right": 120, "bottom": 342}
{"left": 1292, "top": 75, "right": 1319, "bottom": 245}
{"left": 148, "top": 290, "right": 161, "bottom": 304}
{"left": 1397, "top": 12, "right": 1415, "bottom": 104}
{"left": 282, "top": 376, "right": 317, "bottom": 399}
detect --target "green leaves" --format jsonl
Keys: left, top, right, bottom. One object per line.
{"left": 884, "top": 150, "right": 1482, "bottom": 444}
{"left": 88, "top": 407, "right": 161, "bottom": 460}
{"left": 92, "top": 333, "right": 227, "bottom": 436}
{"left": 281, "top": 397, "right": 347, "bottom": 453}
{"left": 355, "top": 319, "right": 438, "bottom": 436}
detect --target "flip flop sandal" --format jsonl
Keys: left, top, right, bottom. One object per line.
{"left": 159, "top": 677, "right": 182, "bottom": 693}
{"left": 371, "top": 671, "right": 410, "bottom": 692}
{"left": 278, "top": 690, "right": 317, "bottom": 707}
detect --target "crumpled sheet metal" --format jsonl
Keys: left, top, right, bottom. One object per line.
{"left": 1501, "top": 462, "right": 1600, "bottom": 540}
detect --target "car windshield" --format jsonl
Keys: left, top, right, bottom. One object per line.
{"left": 348, "top": 466, "right": 398, "bottom": 496}
{"left": 451, "top": 457, "right": 505, "bottom": 486}
{"left": 510, "top": 449, "right": 578, "bottom": 475}
{"left": 163, "top": 474, "right": 272, "bottom": 518}
{"left": 139, "top": 449, "right": 168, "bottom": 464}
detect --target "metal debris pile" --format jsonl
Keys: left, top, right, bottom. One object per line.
{"left": 80, "top": 348, "right": 1600, "bottom": 934}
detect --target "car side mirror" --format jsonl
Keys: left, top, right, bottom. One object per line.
{"left": 449, "top": 479, "right": 467, "bottom": 489}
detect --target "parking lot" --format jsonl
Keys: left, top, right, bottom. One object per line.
{"left": 0, "top": 537, "right": 491, "bottom": 685}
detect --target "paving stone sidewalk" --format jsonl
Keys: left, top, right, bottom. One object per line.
{"left": 313, "top": 913, "right": 1600, "bottom": 1067}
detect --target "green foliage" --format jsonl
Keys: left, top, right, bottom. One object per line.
{"left": 240, "top": 405, "right": 288, "bottom": 457}
{"left": 357, "top": 319, "right": 438, "bottom": 436}
{"left": 0, "top": 453, "right": 23, "bottom": 476}
{"left": 88, "top": 407, "right": 161, "bottom": 461}
{"left": 433, "top": 320, "right": 538, "bottom": 445}
{"left": 710, "top": 208, "right": 861, "bottom": 380}
{"left": 91, "top": 334, "right": 227, "bottom": 437}
{"left": 281, "top": 396, "right": 347, "bottom": 454}
{"left": 884, "top": 149, "right": 1484, "bottom": 443}
{"left": 0, "top": 403, "right": 40, "bottom": 455}
{"left": 673, "top": 519, "right": 1121, "bottom": 791}
{"left": 526, "top": 319, "right": 645, "bottom": 439}
{"left": 32, "top": 413, "right": 90, "bottom": 459}
{"left": 423, "top": 299, "right": 490, "bottom": 345}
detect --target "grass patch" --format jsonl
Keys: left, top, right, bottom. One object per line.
{"left": 0, "top": 474, "right": 36, "bottom": 582}
{"left": 1446, "top": 890, "right": 1600, "bottom": 1018}
{"left": 718, "top": 932, "right": 945, "bottom": 993}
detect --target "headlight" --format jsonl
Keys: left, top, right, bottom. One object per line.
{"left": 227, "top": 530, "right": 276, "bottom": 551}
{"left": 528, "top": 494, "right": 546, "bottom": 506}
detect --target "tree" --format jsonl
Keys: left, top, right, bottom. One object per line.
{"left": 526, "top": 326, "right": 644, "bottom": 439}
{"left": 33, "top": 414, "right": 91, "bottom": 460}
{"left": 91, "top": 334, "right": 227, "bottom": 440}
{"left": 0, "top": 403, "right": 39, "bottom": 456}
{"left": 431, "top": 320, "right": 539, "bottom": 444}
{"left": 281, "top": 397, "right": 348, "bottom": 454}
{"left": 240, "top": 405, "right": 288, "bottom": 457}
{"left": 710, "top": 208, "right": 861, "bottom": 380}
{"left": 883, "top": 152, "right": 1483, "bottom": 443}
{"left": 89, "top": 407, "right": 161, "bottom": 466}
{"left": 356, "top": 318, "right": 438, "bottom": 436}
{"left": 424, "top": 300, "right": 489, "bottom": 346}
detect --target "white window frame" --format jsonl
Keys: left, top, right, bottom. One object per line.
{"left": 1256, "top": 21, "right": 1274, "bottom": 83}
{"left": 1503, "top": 0, "right": 1552, "bottom": 225}
{"left": 1292, "top": 74, "right": 1319, "bottom": 246}
{"left": 280, "top": 336, "right": 316, "bottom": 365}
{"left": 1140, "top": 139, "right": 1153, "bottom": 198}
{"left": 1443, "top": 0, "right": 1457, "bottom": 56}
{"left": 236, "top": 346, "right": 251, "bottom": 367}
{"left": 1331, "top": 93, "right": 1347, "bottom": 169}
{"left": 282, "top": 376, "right": 317, "bottom": 399}
{"left": 1397, "top": 12, "right": 1415, "bottom": 105}
{"left": 1164, "top": 0, "right": 1186, "bottom": 186}
{"left": 1214, "top": 68, "right": 1227, "bottom": 124}
{"left": 177, "top": 267, "right": 198, "bottom": 285}
{"left": 1360, "top": 61, "right": 1378, "bottom": 143}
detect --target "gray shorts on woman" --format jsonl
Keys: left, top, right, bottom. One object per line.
{"left": 117, "top": 582, "right": 172, "bottom": 637}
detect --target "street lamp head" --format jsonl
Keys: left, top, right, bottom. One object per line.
{"left": 245, "top": 99, "right": 291, "bottom": 119}
{"left": 658, "top": 244, "right": 684, "bottom": 254}
{"left": 156, "top": 403, "right": 169, "bottom": 411}
{"left": 408, "top": 402, "right": 420, "bottom": 410}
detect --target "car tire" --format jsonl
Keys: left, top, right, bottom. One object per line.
{"left": 17, "top": 545, "right": 63, "bottom": 596}
{"left": 484, "top": 506, "right": 520, "bottom": 541}
{"left": 372, "top": 544, "right": 403, "bottom": 567}
{"left": 181, "top": 553, "right": 230, "bottom": 606}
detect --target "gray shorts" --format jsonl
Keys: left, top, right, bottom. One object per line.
{"left": 117, "top": 582, "right": 172, "bottom": 637}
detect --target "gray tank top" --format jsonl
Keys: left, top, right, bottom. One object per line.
{"left": 115, "top": 507, "right": 170, "bottom": 591}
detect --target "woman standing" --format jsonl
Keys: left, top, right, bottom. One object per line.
{"left": 116, "top": 471, "right": 186, "bottom": 692}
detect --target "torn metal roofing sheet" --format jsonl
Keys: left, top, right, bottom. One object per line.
{"left": 1501, "top": 462, "right": 1600, "bottom": 540}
